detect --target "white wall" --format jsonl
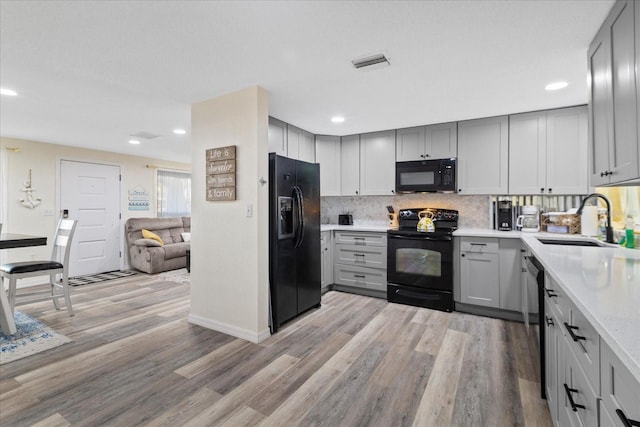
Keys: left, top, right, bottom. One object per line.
{"left": 0, "top": 136, "right": 190, "bottom": 267}
{"left": 189, "top": 86, "right": 270, "bottom": 343}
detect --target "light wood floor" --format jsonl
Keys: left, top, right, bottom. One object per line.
{"left": 0, "top": 272, "right": 552, "bottom": 426}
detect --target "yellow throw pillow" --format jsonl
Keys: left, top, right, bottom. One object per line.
{"left": 142, "top": 229, "right": 164, "bottom": 246}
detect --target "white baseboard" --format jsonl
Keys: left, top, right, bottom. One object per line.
{"left": 188, "top": 313, "right": 271, "bottom": 344}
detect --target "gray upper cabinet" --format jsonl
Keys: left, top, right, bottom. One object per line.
{"left": 396, "top": 122, "right": 456, "bottom": 161}
{"left": 588, "top": 0, "right": 639, "bottom": 186}
{"left": 396, "top": 126, "right": 425, "bottom": 161}
{"left": 287, "top": 125, "right": 315, "bottom": 163}
{"left": 426, "top": 122, "right": 457, "bottom": 159}
{"left": 546, "top": 107, "right": 588, "bottom": 194}
{"left": 457, "top": 116, "right": 509, "bottom": 194}
{"left": 359, "top": 130, "right": 396, "bottom": 195}
{"left": 268, "top": 117, "right": 287, "bottom": 156}
{"left": 509, "top": 111, "right": 547, "bottom": 195}
{"left": 341, "top": 135, "right": 361, "bottom": 195}
{"left": 636, "top": 0, "right": 640, "bottom": 172}
{"left": 509, "top": 106, "right": 588, "bottom": 195}
{"left": 315, "top": 135, "right": 341, "bottom": 196}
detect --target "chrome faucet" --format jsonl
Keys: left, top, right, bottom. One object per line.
{"left": 576, "top": 193, "right": 614, "bottom": 243}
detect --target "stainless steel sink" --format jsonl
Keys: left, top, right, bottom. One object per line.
{"left": 536, "top": 238, "right": 605, "bottom": 247}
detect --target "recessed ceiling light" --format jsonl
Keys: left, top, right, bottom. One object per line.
{"left": 331, "top": 116, "right": 345, "bottom": 123}
{"left": 545, "top": 81, "right": 568, "bottom": 91}
{"left": 128, "top": 139, "right": 141, "bottom": 145}
{"left": 173, "top": 128, "right": 187, "bottom": 135}
{"left": 0, "top": 87, "right": 18, "bottom": 96}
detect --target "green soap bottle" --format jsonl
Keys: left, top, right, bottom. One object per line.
{"left": 625, "top": 216, "right": 635, "bottom": 249}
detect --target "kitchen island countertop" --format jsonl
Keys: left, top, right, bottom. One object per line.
{"left": 520, "top": 233, "right": 640, "bottom": 383}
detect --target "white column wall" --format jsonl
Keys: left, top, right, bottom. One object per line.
{"left": 189, "top": 86, "right": 270, "bottom": 343}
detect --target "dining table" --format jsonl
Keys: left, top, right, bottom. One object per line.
{"left": 0, "top": 233, "right": 48, "bottom": 335}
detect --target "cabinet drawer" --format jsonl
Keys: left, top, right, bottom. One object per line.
{"left": 559, "top": 341, "right": 598, "bottom": 427}
{"left": 544, "top": 273, "right": 570, "bottom": 323}
{"left": 601, "top": 339, "right": 640, "bottom": 427}
{"left": 563, "top": 303, "right": 600, "bottom": 393}
{"left": 334, "top": 231, "right": 387, "bottom": 247}
{"left": 334, "top": 244, "right": 386, "bottom": 269}
{"left": 459, "top": 237, "right": 499, "bottom": 253}
{"left": 334, "top": 264, "right": 387, "bottom": 292}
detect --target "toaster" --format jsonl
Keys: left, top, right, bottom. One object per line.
{"left": 338, "top": 214, "right": 353, "bottom": 225}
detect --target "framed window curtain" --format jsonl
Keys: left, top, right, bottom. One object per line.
{"left": 157, "top": 169, "right": 191, "bottom": 217}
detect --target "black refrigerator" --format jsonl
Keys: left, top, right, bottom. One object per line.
{"left": 269, "top": 153, "right": 321, "bottom": 333}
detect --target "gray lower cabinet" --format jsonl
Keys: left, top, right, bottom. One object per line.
{"left": 600, "top": 338, "right": 640, "bottom": 427}
{"left": 333, "top": 231, "right": 387, "bottom": 297}
{"left": 545, "top": 297, "right": 561, "bottom": 426}
{"left": 457, "top": 237, "right": 525, "bottom": 317}
{"left": 559, "top": 338, "right": 599, "bottom": 427}
{"left": 499, "top": 238, "right": 523, "bottom": 312}
{"left": 320, "top": 231, "right": 333, "bottom": 293}
{"left": 544, "top": 272, "right": 640, "bottom": 427}
{"left": 460, "top": 244, "right": 500, "bottom": 308}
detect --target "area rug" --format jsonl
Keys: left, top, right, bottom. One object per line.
{"left": 69, "top": 270, "right": 138, "bottom": 286}
{"left": 155, "top": 268, "right": 190, "bottom": 285}
{"left": 0, "top": 311, "right": 72, "bottom": 364}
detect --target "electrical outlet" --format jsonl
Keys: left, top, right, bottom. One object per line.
{"left": 246, "top": 204, "right": 253, "bottom": 217}
{"left": 44, "top": 208, "right": 54, "bottom": 216}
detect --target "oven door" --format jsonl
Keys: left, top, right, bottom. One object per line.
{"left": 387, "top": 232, "right": 453, "bottom": 290}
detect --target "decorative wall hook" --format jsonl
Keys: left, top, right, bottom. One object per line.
{"left": 18, "top": 169, "right": 42, "bottom": 209}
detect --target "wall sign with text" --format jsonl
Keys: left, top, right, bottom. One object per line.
{"left": 206, "top": 145, "right": 236, "bottom": 201}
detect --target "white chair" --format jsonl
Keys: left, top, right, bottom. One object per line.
{"left": 0, "top": 219, "right": 77, "bottom": 317}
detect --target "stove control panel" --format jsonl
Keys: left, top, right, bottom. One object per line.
{"left": 398, "top": 208, "right": 458, "bottom": 220}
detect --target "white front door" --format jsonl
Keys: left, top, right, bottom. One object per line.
{"left": 60, "top": 160, "right": 121, "bottom": 277}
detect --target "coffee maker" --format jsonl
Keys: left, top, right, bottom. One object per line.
{"left": 516, "top": 205, "right": 540, "bottom": 232}
{"left": 497, "top": 200, "right": 513, "bottom": 231}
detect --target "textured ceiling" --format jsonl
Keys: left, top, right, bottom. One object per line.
{"left": 0, "top": 0, "right": 614, "bottom": 164}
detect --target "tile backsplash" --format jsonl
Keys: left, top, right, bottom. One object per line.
{"left": 321, "top": 194, "right": 491, "bottom": 228}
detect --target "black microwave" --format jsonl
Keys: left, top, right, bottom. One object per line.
{"left": 395, "top": 158, "right": 456, "bottom": 193}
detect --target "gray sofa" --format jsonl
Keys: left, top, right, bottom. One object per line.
{"left": 125, "top": 217, "right": 190, "bottom": 274}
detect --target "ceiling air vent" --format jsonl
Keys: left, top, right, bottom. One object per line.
{"left": 130, "top": 131, "right": 161, "bottom": 140}
{"left": 352, "top": 53, "right": 390, "bottom": 70}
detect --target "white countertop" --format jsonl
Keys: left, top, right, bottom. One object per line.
{"left": 321, "top": 224, "right": 390, "bottom": 233}
{"left": 520, "top": 233, "right": 640, "bottom": 382}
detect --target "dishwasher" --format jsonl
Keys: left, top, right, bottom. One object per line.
{"left": 523, "top": 250, "right": 546, "bottom": 399}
